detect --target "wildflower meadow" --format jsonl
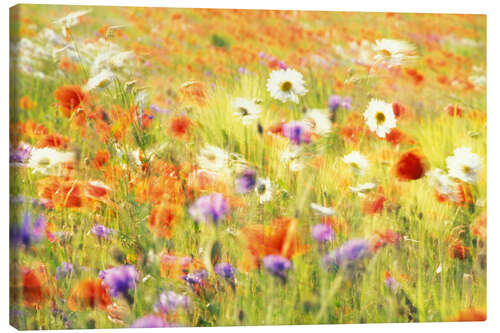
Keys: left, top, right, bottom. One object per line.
{"left": 9, "top": 5, "right": 486, "bottom": 330}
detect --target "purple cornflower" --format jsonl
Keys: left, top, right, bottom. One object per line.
{"left": 341, "top": 97, "right": 352, "bottom": 110}
{"left": 235, "top": 169, "right": 257, "bottom": 194}
{"left": 263, "top": 255, "right": 292, "bottom": 279}
{"left": 322, "top": 238, "right": 370, "bottom": 268}
{"left": 183, "top": 270, "right": 208, "bottom": 285}
{"left": 11, "top": 212, "right": 46, "bottom": 247}
{"left": 328, "top": 95, "right": 342, "bottom": 112}
{"left": 150, "top": 104, "right": 169, "bottom": 114}
{"left": 278, "top": 61, "right": 287, "bottom": 70}
{"left": 214, "top": 263, "right": 236, "bottom": 279}
{"left": 384, "top": 272, "right": 399, "bottom": 292}
{"left": 311, "top": 224, "right": 335, "bottom": 243}
{"left": 91, "top": 224, "right": 115, "bottom": 239}
{"left": 99, "top": 265, "right": 139, "bottom": 298}
{"left": 10, "top": 143, "right": 31, "bottom": 165}
{"left": 282, "top": 121, "right": 311, "bottom": 145}
{"left": 56, "top": 262, "right": 73, "bottom": 280}
{"left": 328, "top": 95, "right": 352, "bottom": 112}
{"left": 188, "top": 193, "right": 228, "bottom": 224}
{"left": 154, "top": 291, "right": 190, "bottom": 314}
{"left": 130, "top": 315, "right": 168, "bottom": 328}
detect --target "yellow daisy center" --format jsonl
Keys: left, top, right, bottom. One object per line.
{"left": 463, "top": 165, "right": 471, "bottom": 174}
{"left": 238, "top": 107, "right": 249, "bottom": 116}
{"left": 281, "top": 81, "right": 292, "bottom": 92}
{"left": 375, "top": 111, "right": 386, "bottom": 125}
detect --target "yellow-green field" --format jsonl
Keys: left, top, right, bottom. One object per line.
{"left": 9, "top": 5, "right": 486, "bottom": 330}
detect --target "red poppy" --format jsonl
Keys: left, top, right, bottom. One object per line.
{"left": 362, "top": 190, "right": 386, "bottom": 215}
{"left": 148, "top": 203, "right": 182, "bottom": 238}
{"left": 445, "top": 104, "right": 463, "bottom": 117}
{"left": 36, "top": 133, "right": 71, "bottom": 149}
{"left": 169, "top": 115, "right": 191, "bottom": 139}
{"left": 67, "top": 279, "right": 112, "bottom": 311}
{"left": 448, "top": 308, "right": 486, "bottom": 322}
{"left": 449, "top": 240, "right": 470, "bottom": 260}
{"left": 92, "top": 150, "right": 111, "bottom": 169}
{"left": 385, "top": 128, "right": 416, "bottom": 146}
{"left": 239, "top": 217, "right": 310, "bottom": 271}
{"left": 54, "top": 85, "right": 88, "bottom": 117}
{"left": 394, "top": 149, "right": 429, "bottom": 181}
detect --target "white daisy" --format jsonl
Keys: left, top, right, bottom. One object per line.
{"left": 427, "top": 168, "right": 459, "bottom": 201}
{"left": 349, "top": 182, "right": 376, "bottom": 196}
{"left": 85, "top": 69, "right": 115, "bottom": 91}
{"left": 266, "top": 68, "right": 307, "bottom": 103}
{"left": 446, "top": 147, "right": 482, "bottom": 184}
{"left": 304, "top": 109, "right": 332, "bottom": 135}
{"left": 197, "top": 145, "right": 230, "bottom": 176}
{"left": 363, "top": 99, "right": 396, "bottom": 138}
{"left": 27, "top": 148, "right": 75, "bottom": 175}
{"left": 310, "top": 203, "right": 335, "bottom": 216}
{"left": 53, "top": 10, "right": 92, "bottom": 36}
{"left": 373, "top": 39, "right": 417, "bottom": 67}
{"left": 280, "top": 145, "right": 305, "bottom": 172}
{"left": 342, "top": 151, "right": 369, "bottom": 176}
{"left": 232, "top": 98, "right": 261, "bottom": 125}
{"left": 255, "top": 178, "right": 273, "bottom": 203}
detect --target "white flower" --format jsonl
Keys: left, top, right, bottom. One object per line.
{"left": 373, "top": 39, "right": 417, "bottom": 67}
{"left": 27, "top": 148, "right": 75, "bottom": 175}
{"left": 304, "top": 109, "right": 331, "bottom": 135}
{"left": 255, "top": 178, "right": 273, "bottom": 203}
{"left": 110, "top": 51, "right": 134, "bottom": 69}
{"left": 349, "top": 182, "right": 376, "bottom": 196}
{"left": 232, "top": 98, "right": 261, "bottom": 125}
{"left": 85, "top": 69, "right": 115, "bottom": 91}
{"left": 446, "top": 147, "right": 482, "bottom": 184}
{"left": 280, "top": 145, "right": 305, "bottom": 172}
{"left": 266, "top": 68, "right": 307, "bottom": 103}
{"left": 197, "top": 145, "right": 230, "bottom": 176}
{"left": 363, "top": 99, "right": 396, "bottom": 138}
{"left": 53, "top": 10, "right": 91, "bottom": 35}
{"left": 427, "top": 168, "right": 459, "bottom": 201}
{"left": 342, "top": 151, "right": 369, "bottom": 176}
{"left": 310, "top": 203, "right": 335, "bottom": 216}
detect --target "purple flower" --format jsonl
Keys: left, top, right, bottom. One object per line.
{"left": 11, "top": 212, "right": 46, "bottom": 247}
{"left": 56, "top": 262, "right": 73, "bottom": 280}
{"left": 238, "top": 67, "right": 249, "bottom": 74}
{"left": 235, "top": 169, "right": 257, "bottom": 193}
{"left": 341, "top": 97, "right": 352, "bottom": 110}
{"left": 328, "top": 95, "right": 342, "bottom": 112}
{"left": 188, "top": 193, "right": 229, "bottom": 224}
{"left": 150, "top": 104, "right": 170, "bottom": 114}
{"left": 385, "top": 274, "right": 399, "bottom": 291}
{"left": 10, "top": 143, "right": 31, "bottom": 165}
{"left": 99, "top": 265, "right": 139, "bottom": 297}
{"left": 278, "top": 61, "right": 287, "bottom": 70}
{"left": 263, "top": 255, "right": 292, "bottom": 278}
{"left": 91, "top": 224, "right": 115, "bottom": 239}
{"left": 328, "top": 95, "right": 352, "bottom": 112}
{"left": 154, "top": 291, "right": 190, "bottom": 314}
{"left": 322, "top": 238, "right": 370, "bottom": 268}
{"left": 214, "top": 263, "right": 236, "bottom": 279}
{"left": 312, "top": 224, "right": 335, "bottom": 243}
{"left": 183, "top": 270, "right": 208, "bottom": 285}
{"left": 282, "top": 121, "right": 311, "bottom": 145}
{"left": 130, "top": 315, "right": 168, "bottom": 328}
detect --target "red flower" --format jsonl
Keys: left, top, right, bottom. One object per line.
{"left": 448, "top": 308, "right": 486, "bottom": 322}
{"left": 54, "top": 85, "right": 88, "bottom": 117}
{"left": 385, "top": 128, "right": 416, "bottom": 146}
{"left": 169, "top": 115, "right": 191, "bottom": 139}
{"left": 449, "top": 240, "right": 470, "bottom": 260}
{"left": 67, "top": 279, "right": 111, "bottom": 311}
{"left": 394, "top": 149, "right": 429, "bottom": 181}
{"left": 92, "top": 150, "right": 110, "bottom": 169}
{"left": 445, "top": 104, "right": 463, "bottom": 117}
{"left": 362, "top": 190, "right": 386, "bottom": 215}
